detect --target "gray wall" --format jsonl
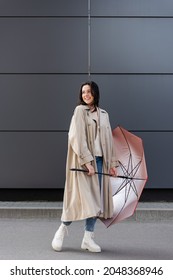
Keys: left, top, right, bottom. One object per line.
{"left": 0, "top": 0, "right": 173, "bottom": 189}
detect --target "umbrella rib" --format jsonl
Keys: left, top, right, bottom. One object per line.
{"left": 114, "top": 160, "right": 141, "bottom": 198}
{"left": 119, "top": 127, "right": 131, "bottom": 153}
{"left": 112, "top": 179, "right": 129, "bottom": 196}
{"left": 125, "top": 182, "right": 134, "bottom": 203}
{"left": 128, "top": 153, "right": 133, "bottom": 175}
{"left": 119, "top": 126, "right": 135, "bottom": 176}
{"left": 130, "top": 180, "right": 139, "bottom": 198}
{"left": 113, "top": 203, "right": 127, "bottom": 221}
{"left": 119, "top": 159, "right": 143, "bottom": 179}
{"left": 128, "top": 160, "right": 141, "bottom": 177}
{"left": 112, "top": 177, "right": 139, "bottom": 198}
{"left": 119, "top": 161, "right": 134, "bottom": 179}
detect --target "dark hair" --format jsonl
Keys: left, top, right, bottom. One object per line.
{"left": 78, "top": 81, "right": 100, "bottom": 107}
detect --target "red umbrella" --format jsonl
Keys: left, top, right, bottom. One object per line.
{"left": 100, "top": 126, "right": 148, "bottom": 227}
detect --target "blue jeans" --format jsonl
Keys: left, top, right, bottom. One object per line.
{"left": 63, "top": 156, "right": 103, "bottom": 232}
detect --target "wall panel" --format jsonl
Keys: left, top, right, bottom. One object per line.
{"left": 0, "top": 0, "right": 87, "bottom": 16}
{"left": 91, "top": 18, "right": 173, "bottom": 73}
{"left": 0, "top": 132, "right": 67, "bottom": 188}
{"left": 0, "top": 18, "right": 87, "bottom": 73}
{"left": 0, "top": 74, "right": 87, "bottom": 130}
{"left": 91, "top": 0, "right": 173, "bottom": 16}
{"left": 135, "top": 132, "right": 173, "bottom": 189}
{"left": 91, "top": 75, "right": 173, "bottom": 131}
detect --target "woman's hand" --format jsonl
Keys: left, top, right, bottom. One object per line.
{"left": 85, "top": 162, "right": 95, "bottom": 176}
{"left": 109, "top": 167, "right": 118, "bottom": 177}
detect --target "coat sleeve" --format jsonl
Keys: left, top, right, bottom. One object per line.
{"left": 111, "top": 140, "right": 119, "bottom": 168}
{"left": 106, "top": 113, "right": 119, "bottom": 168}
{"left": 68, "top": 106, "right": 94, "bottom": 166}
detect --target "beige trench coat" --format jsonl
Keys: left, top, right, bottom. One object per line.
{"left": 61, "top": 105, "right": 117, "bottom": 222}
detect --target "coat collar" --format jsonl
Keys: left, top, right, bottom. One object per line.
{"left": 82, "top": 105, "right": 106, "bottom": 114}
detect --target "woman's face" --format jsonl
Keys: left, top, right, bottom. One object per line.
{"left": 81, "top": 84, "right": 94, "bottom": 106}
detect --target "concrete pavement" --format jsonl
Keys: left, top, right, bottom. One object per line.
{"left": 0, "top": 202, "right": 173, "bottom": 260}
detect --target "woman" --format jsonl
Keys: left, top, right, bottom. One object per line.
{"left": 52, "top": 81, "right": 118, "bottom": 253}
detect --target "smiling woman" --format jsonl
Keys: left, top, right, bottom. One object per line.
{"left": 51, "top": 81, "right": 118, "bottom": 253}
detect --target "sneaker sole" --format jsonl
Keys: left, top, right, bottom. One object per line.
{"left": 81, "top": 244, "right": 101, "bottom": 253}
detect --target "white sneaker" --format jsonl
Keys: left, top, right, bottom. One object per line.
{"left": 81, "top": 231, "right": 101, "bottom": 253}
{"left": 51, "top": 223, "right": 68, "bottom": 251}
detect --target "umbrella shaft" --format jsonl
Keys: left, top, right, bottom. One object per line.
{"left": 70, "top": 168, "right": 145, "bottom": 180}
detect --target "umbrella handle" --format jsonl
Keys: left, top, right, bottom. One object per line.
{"left": 70, "top": 168, "right": 110, "bottom": 176}
{"left": 70, "top": 168, "right": 140, "bottom": 180}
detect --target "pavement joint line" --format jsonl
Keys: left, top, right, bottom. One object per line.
{"left": 0, "top": 202, "right": 173, "bottom": 207}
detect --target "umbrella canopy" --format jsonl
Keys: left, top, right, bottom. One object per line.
{"left": 100, "top": 126, "right": 148, "bottom": 227}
